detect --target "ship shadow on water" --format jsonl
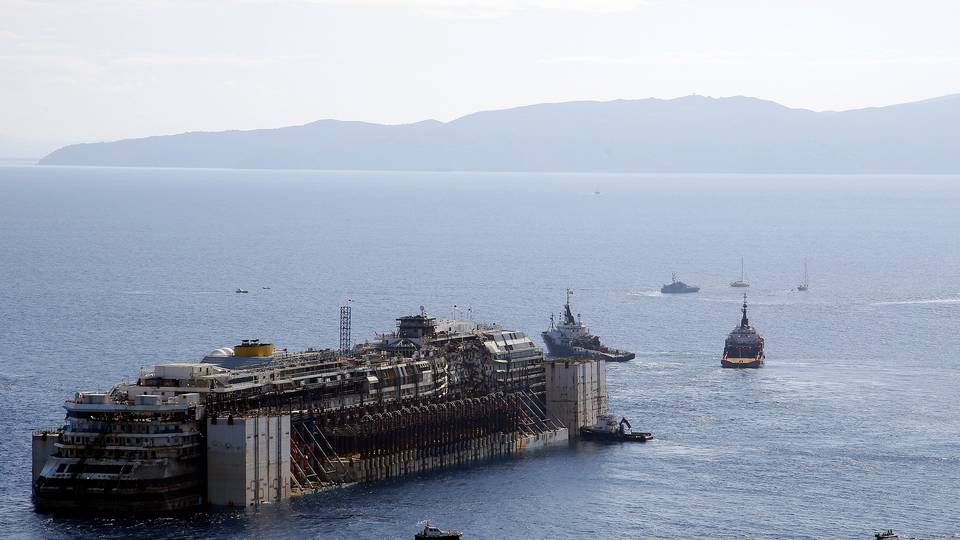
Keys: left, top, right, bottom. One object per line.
{"left": 42, "top": 509, "right": 255, "bottom": 539}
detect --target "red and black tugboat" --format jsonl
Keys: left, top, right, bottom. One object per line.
{"left": 721, "top": 294, "right": 765, "bottom": 368}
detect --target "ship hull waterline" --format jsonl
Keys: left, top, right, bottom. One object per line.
{"left": 579, "top": 428, "right": 654, "bottom": 443}
{"left": 661, "top": 288, "right": 700, "bottom": 294}
{"left": 721, "top": 355, "right": 764, "bottom": 369}
{"left": 542, "top": 338, "right": 635, "bottom": 362}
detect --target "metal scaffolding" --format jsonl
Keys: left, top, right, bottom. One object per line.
{"left": 287, "top": 390, "right": 562, "bottom": 492}
{"left": 339, "top": 304, "right": 351, "bottom": 354}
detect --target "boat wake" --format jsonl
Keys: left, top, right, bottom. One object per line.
{"left": 631, "top": 361, "right": 684, "bottom": 371}
{"left": 628, "top": 290, "right": 662, "bottom": 297}
{"left": 634, "top": 349, "right": 711, "bottom": 358}
{"left": 872, "top": 297, "right": 960, "bottom": 306}
{"left": 120, "top": 290, "right": 228, "bottom": 295}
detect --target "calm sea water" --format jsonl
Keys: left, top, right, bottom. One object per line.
{"left": 1, "top": 166, "right": 959, "bottom": 539}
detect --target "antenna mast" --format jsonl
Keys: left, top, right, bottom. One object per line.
{"left": 339, "top": 300, "right": 352, "bottom": 355}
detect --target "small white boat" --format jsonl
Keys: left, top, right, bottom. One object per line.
{"left": 235, "top": 288, "right": 249, "bottom": 294}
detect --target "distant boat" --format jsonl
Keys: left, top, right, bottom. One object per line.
{"left": 797, "top": 260, "right": 809, "bottom": 292}
{"left": 721, "top": 294, "right": 765, "bottom": 368}
{"left": 661, "top": 273, "right": 700, "bottom": 294}
{"left": 579, "top": 414, "right": 653, "bottom": 442}
{"left": 415, "top": 522, "right": 463, "bottom": 540}
{"left": 730, "top": 257, "right": 750, "bottom": 288}
{"left": 541, "top": 289, "right": 635, "bottom": 362}
{"left": 235, "top": 288, "right": 249, "bottom": 294}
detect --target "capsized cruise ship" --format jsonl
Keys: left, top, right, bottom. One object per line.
{"left": 541, "top": 290, "right": 634, "bottom": 362}
{"left": 32, "top": 308, "right": 550, "bottom": 515}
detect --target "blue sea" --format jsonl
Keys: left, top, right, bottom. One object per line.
{"left": 1, "top": 166, "right": 959, "bottom": 539}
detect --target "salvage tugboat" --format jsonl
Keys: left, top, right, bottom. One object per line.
{"left": 541, "top": 289, "right": 634, "bottom": 362}
{"left": 415, "top": 522, "right": 464, "bottom": 539}
{"left": 721, "top": 294, "right": 765, "bottom": 368}
{"left": 579, "top": 414, "right": 653, "bottom": 442}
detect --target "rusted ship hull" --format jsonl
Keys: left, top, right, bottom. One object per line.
{"left": 721, "top": 355, "right": 764, "bottom": 369}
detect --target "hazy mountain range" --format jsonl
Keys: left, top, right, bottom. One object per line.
{"left": 40, "top": 94, "right": 960, "bottom": 173}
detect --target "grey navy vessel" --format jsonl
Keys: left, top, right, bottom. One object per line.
{"left": 541, "top": 289, "right": 635, "bottom": 362}
{"left": 661, "top": 273, "right": 700, "bottom": 294}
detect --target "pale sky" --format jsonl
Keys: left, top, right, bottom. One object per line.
{"left": 2, "top": 0, "right": 959, "bottom": 157}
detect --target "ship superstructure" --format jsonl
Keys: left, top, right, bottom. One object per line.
{"left": 367, "top": 308, "right": 548, "bottom": 397}
{"left": 434, "top": 325, "right": 547, "bottom": 397}
{"left": 371, "top": 308, "right": 438, "bottom": 357}
{"left": 541, "top": 289, "right": 634, "bottom": 362}
{"left": 721, "top": 295, "right": 765, "bottom": 368}
{"left": 32, "top": 391, "right": 205, "bottom": 514}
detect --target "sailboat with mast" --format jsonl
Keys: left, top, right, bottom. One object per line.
{"left": 730, "top": 257, "right": 750, "bottom": 288}
{"left": 797, "top": 260, "right": 809, "bottom": 292}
